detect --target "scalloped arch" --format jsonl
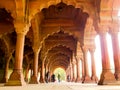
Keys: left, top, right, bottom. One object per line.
{"left": 41, "top": 27, "right": 78, "bottom": 45}
{"left": 46, "top": 44, "right": 73, "bottom": 56}
{"left": 47, "top": 53, "right": 70, "bottom": 64}
{"left": 29, "top": 0, "right": 89, "bottom": 22}
{"left": 44, "top": 44, "right": 74, "bottom": 58}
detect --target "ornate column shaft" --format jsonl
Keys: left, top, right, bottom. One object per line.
{"left": 89, "top": 48, "right": 98, "bottom": 83}
{"left": 110, "top": 24, "right": 120, "bottom": 80}
{"left": 40, "top": 60, "right": 45, "bottom": 83}
{"left": 29, "top": 49, "right": 39, "bottom": 84}
{"left": 82, "top": 47, "right": 91, "bottom": 83}
{"left": 5, "top": 22, "right": 29, "bottom": 86}
{"left": 98, "top": 28, "right": 116, "bottom": 85}
{"left": 76, "top": 57, "right": 81, "bottom": 82}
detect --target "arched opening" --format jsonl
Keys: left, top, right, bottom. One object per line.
{"left": 54, "top": 67, "right": 66, "bottom": 82}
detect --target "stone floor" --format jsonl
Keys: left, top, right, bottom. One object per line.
{"left": 1, "top": 82, "right": 120, "bottom": 90}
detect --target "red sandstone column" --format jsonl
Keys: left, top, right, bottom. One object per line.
{"left": 5, "top": 23, "right": 29, "bottom": 86}
{"left": 24, "top": 64, "right": 30, "bottom": 82}
{"left": 81, "top": 59, "right": 85, "bottom": 81}
{"left": 72, "top": 62, "right": 76, "bottom": 82}
{"left": 70, "top": 63, "right": 73, "bottom": 81}
{"left": 29, "top": 50, "right": 39, "bottom": 84}
{"left": 76, "top": 57, "right": 81, "bottom": 82}
{"left": 82, "top": 47, "right": 91, "bottom": 83}
{"left": 98, "top": 30, "right": 116, "bottom": 85}
{"left": 40, "top": 60, "right": 45, "bottom": 83}
{"left": 2, "top": 55, "right": 11, "bottom": 83}
{"left": 110, "top": 29, "right": 120, "bottom": 80}
{"left": 89, "top": 48, "right": 98, "bottom": 83}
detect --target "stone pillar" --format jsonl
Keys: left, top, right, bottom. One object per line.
{"left": 76, "top": 57, "right": 81, "bottom": 82}
{"left": 29, "top": 49, "right": 39, "bottom": 84}
{"left": 1, "top": 55, "right": 11, "bottom": 83}
{"left": 82, "top": 47, "right": 91, "bottom": 83}
{"left": 40, "top": 60, "right": 45, "bottom": 83}
{"left": 110, "top": 27, "right": 120, "bottom": 80}
{"left": 89, "top": 48, "right": 98, "bottom": 83}
{"left": 72, "top": 61, "right": 76, "bottom": 82}
{"left": 24, "top": 64, "right": 30, "bottom": 83}
{"left": 81, "top": 59, "right": 85, "bottom": 81}
{"left": 70, "top": 63, "right": 73, "bottom": 81}
{"left": 98, "top": 30, "right": 116, "bottom": 85}
{"left": 5, "top": 22, "right": 29, "bottom": 86}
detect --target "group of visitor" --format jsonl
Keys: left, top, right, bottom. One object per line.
{"left": 45, "top": 71, "right": 61, "bottom": 83}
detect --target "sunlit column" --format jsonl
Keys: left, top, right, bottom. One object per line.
{"left": 76, "top": 57, "right": 81, "bottom": 82}
{"left": 82, "top": 46, "right": 91, "bottom": 83}
{"left": 110, "top": 26, "right": 120, "bottom": 80}
{"left": 5, "top": 22, "right": 29, "bottom": 86}
{"left": 98, "top": 29, "right": 116, "bottom": 85}
{"left": 89, "top": 48, "right": 98, "bottom": 83}
{"left": 81, "top": 59, "right": 85, "bottom": 81}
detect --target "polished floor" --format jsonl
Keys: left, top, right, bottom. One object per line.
{"left": 1, "top": 82, "right": 120, "bottom": 90}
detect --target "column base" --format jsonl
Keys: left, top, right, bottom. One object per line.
{"left": 5, "top": 70, "right": 26, "bottom": 86}
{"left": 98, "top": 71, "right": 116, "bottom": 85}
{"left": 114, "top": 72, "right": 120, "bottom": 80}
{"left": 91, "top": 75, "right": 98, "bottom": 83}
{"left": 72, "top": 77, "right": 76, "bottom": 82}
{"left": 76, "top": 77, "right": 81, "bottom": 82}
{"left": 82, "top": 76, "right": 92, "bottom": 83}
{"left": 29, "top": 76, "right": 39, "bottom": 84}
{"left": 39, "top": 76, "right": 45, "bottom": 83}
{"left": 1, "top": 77, "right": 8, "bottom": 83}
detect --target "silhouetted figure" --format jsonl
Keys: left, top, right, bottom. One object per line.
{"left": 67, "top": 75, "right": 70, "bottom": 82}
{"left": 58, "top": 74, "right": 61, "bottom": 82}
{"left": 45, "top": 71, "right": 50, "bottom": 83}
{"left": 51, "top": 74, "right": 55, "bottom": 82}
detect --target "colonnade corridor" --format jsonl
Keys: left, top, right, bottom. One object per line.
{"left": 1, "top": 82, "right": 120, "bottom": 90}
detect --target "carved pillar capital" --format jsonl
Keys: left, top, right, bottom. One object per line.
{"left": 98, "top": 25, "right": 108, "bottom": 36}
{"left": 82, "top": 46, "right": 88, "bottom": 53}
{"left": 14, "top": 21, "right": 30, "bottom": 35}
{"left": 89, "top": 48, "right": 95, "bottom": 54}
{"left": 109, "top": 22, "right": 119, "bottom": 35}
{"left": 33, "top": 47, "right": 40, "bottom": 54}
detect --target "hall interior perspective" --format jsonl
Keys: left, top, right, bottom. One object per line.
{"left": 0, "top": 0, "right": 120, "bottom": 87}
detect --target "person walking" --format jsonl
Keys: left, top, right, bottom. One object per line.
{"left": 58, "top": 74, "right": 61, "bottom": 82}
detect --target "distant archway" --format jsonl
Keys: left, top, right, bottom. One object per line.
{"left": 54, "top": 67, "right": 66, "bottom": 82}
